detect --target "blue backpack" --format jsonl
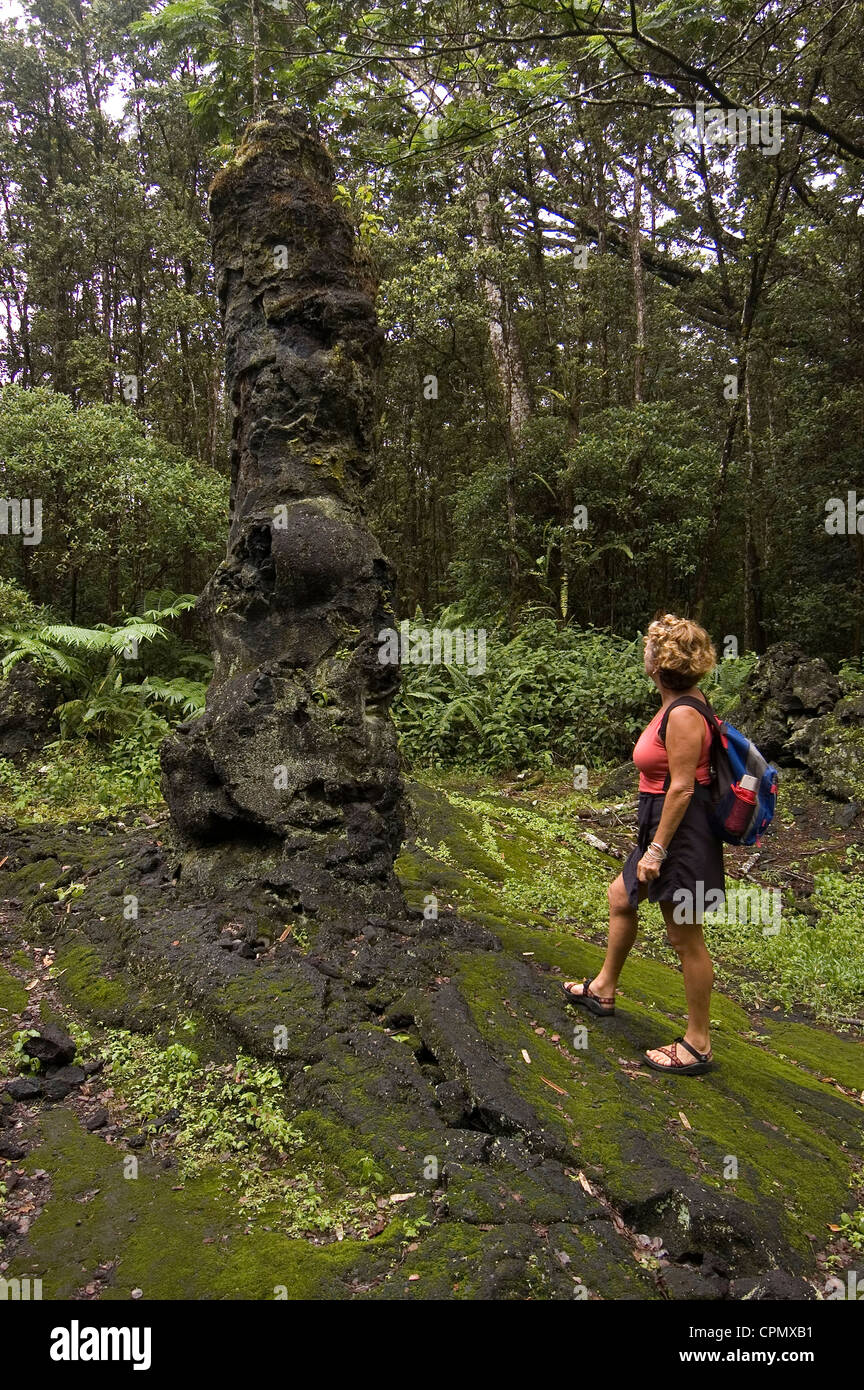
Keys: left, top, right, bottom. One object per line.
{"left": 659, "top": 696, "right": 779, "bottom": 846}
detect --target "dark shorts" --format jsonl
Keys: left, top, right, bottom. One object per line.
{"left": 621, "top": 785, "right": 725, "bottom": 914}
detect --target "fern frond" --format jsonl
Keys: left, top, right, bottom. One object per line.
{"left": 40, "top": 624, "right": 115, "bottom": 651}
{"left": 107, "top": 622, "right": 166, "bottom": 652}
{"left": 141, "top": 595, "right": 198, "bottom": 622}
{"left": 134, "top": 677, "right": 207, "bottom": 716}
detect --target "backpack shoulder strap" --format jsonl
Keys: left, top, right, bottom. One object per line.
{"left": 658, "top": 696, "right": 722, "bottom": 794}
{"left": 658, "top": 695, "right": 719, "bottom": 745}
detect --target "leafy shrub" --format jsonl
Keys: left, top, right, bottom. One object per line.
{"left": 833, "top": 1210, "right": 864, "bottom": 1252}
{"left": 0, "top": 594, "right": 207, "bottom": 806}
{"left": 0, "top": 733, "right": 165, "bottom": 816}
{"left": 839, "top": 656, "right": 864, "bottom": 694}
{"left": 0, "top": 385, "right": 227, "bottom": 624}
{"left": 393, "top": 619, "right": 654, "bottom": 771}
{"left": 0, "top": 578, "right": 48, "bottom": 628}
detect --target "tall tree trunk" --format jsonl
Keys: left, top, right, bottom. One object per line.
{"left": 630, "top": 145, "right": 646, "bottom": 406}
{"left": 693, "top": 159, "right": 799, "bottom": 612}
{"left": 250, "top": 0, "right": 261, "bottom": 118}
{"left": 522, "top": 144, "right": 558, "bottom": 391}
{"left": 853, "top": 532, "right": 863, "bottom": 659}
{"left": 473, "top": 178, "right": 531, "bottom": 612}
{"left": 592, "top": 140, "right": 610, "bottom": 407}
{"left": 743, "top": 370, "right": 766, "bottom": 652}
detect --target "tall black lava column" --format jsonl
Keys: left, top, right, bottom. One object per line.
{"left": 161, "top": 109, "right": 405, "bottom": 914}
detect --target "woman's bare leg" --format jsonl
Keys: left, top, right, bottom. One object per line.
{"left": 564, "top": 873, "right": 644, "bottom": 1000}
{"left": 645, "top": 905, "right": 714, "bottom": 1064}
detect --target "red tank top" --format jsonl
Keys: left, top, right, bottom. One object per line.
{"left": 633, "top": 703, "right": 713, "bottom": 794}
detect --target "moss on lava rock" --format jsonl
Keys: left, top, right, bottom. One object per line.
{"left": 2, "top": 776, "right": 862, "bottom": 1298}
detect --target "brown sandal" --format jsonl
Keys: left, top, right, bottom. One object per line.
{"left": 562, "top": 978, "right": 616, "bottom": 1017}
{"left": 644, "top": 1036, "right": 713, "bottom": 1075}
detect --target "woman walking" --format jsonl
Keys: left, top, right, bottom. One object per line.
{"left": 564, "top": 614, "right": 722, "bottom": 1075}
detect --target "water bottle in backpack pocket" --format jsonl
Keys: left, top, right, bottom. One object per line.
{"left": 709, "top": 720, "right": 779, "bottom": 846}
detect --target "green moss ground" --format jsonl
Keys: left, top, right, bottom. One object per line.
{"left": 398, "top": 779, "right": 863, "bottom": 1257}
{"left": 2, "top": 775, "right": 863, "bottom": 1298}
{"left": 13, "top": 1107, "right": 393, "bottom": 1300}
{"left": 53, "top": 943, "right": 131, "bottom": 1022}
{"left": 0, "top": 962, "right": 28, "bottom": 1057}
{"left": 0, "top": 963, "right": 28, "bottom": 1019}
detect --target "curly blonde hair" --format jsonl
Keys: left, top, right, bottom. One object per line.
{"left": 644, "top": 613, "right": 717, "bottom": 691}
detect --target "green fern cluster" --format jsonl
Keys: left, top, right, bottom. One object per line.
{"left": 393, "top": 618, "right": 653, "bottom": 772}
{"left": 0, "top": 594, "right": 212, "bottom": 813}
{"left": 0, "top": 594, "right": 208, "bottom": 744}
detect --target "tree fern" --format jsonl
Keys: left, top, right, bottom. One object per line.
{"left": 0, "top": 593, "right": 207, "bottom": 747}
